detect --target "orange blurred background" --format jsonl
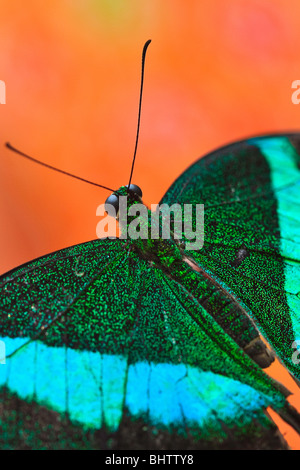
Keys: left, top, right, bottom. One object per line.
{"left": 0, "top": 0, "right": 300, "bottom": 449}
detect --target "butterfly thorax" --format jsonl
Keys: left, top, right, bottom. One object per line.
{"left": 114, "top": 186, "right": 184, "bottom": 269}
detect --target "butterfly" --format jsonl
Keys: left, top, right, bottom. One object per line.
{"left": 0, "top": 41, "right": 300, "bottom": 450}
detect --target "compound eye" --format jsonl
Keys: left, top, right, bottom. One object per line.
{"left": 104, "top": 194, "right": 119, "bottom": 216}
{"left": 126, "top": 184, "right": 143, "bottom": 198}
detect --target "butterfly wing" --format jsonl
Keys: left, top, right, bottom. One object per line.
{"left": 160, "top": 133, "right": 300, "bottom": 381}
{"left": 0, "top": 236, "right": 297, "bottom": 449}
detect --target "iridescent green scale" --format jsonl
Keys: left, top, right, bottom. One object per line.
{"left": 0, "top": 133, "right": 300, "bottom": 449}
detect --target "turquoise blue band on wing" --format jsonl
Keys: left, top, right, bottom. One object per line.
{"left": 248, "top": 137, "right": 300, "bottom": 349}
{"left": 0, "top": 336, "right": 280, "bottom": 437}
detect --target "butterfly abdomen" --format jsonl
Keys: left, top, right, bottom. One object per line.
{"left": 131, "top": 214, "right": 276, "bottom": 370}
{"left": 168, "top": 254, "right": 275, "bottom": 368}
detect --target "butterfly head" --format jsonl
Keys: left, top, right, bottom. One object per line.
{"left": 104, "top": 184, "right": 143, "bottom": 220}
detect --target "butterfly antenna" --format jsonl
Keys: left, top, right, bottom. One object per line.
{"left": 5, "top": 142, "right": 115, "bottom": 192}
{"left": 127, "top": 39, "right": 151, "bottom": 190}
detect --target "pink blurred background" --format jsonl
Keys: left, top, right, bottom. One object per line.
{"left": 0, "top": 0, "right": 300, "bottom": 448}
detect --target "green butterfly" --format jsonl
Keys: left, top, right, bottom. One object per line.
{"left": 0, "top": 41, "right": 300, "bottom": 450}
{"left": 0, "top": 132, "right": 300, "bottom": 450}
